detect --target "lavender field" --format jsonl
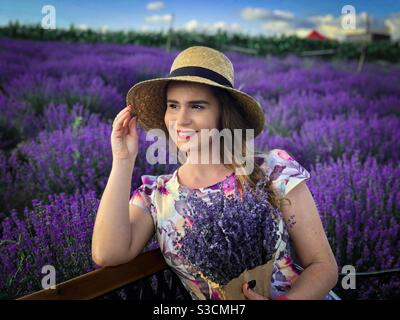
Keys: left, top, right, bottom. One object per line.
{"left": 0, "top": 37, "right": 399, "bottom": 300}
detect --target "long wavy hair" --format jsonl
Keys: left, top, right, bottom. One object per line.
{"left": 163, "top": 81, "right": 291, "bottom": 210}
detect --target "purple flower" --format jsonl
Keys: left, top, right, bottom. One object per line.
{"left": 1, "top": 37, "right": 399, "bottom": 300}
{"left": 0, "top": 190, "right": 100, "bottom": 299}
{"left": 177, "top": 179, "right": 281, "bottom": 285}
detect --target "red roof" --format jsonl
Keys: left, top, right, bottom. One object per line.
{"left": 306, "top": 30, "right": 328, "bottom": 40}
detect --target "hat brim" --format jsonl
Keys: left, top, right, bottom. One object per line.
{"left": 126, "top": 75, "right": 266, "bottom": 137}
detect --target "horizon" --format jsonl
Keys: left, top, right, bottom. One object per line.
{"left": 1, "top": 1, "right": 399, "bottom": 40}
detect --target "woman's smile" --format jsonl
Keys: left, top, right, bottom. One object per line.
{"left": 177, "top": 129, "right": 198, "bottom": 140}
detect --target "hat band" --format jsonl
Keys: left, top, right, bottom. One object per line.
{"left": 168, "top": 66, "right": 233, "bottom": 88}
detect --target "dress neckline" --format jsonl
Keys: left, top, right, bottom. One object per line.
{"left": 172, "top": 167, "right": 235, "bottom": 191}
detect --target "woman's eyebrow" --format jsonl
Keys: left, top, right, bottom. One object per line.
{"left": 167, "top": 99, "right": 210, "bottom": 105}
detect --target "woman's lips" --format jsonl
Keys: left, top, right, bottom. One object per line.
{"left": 177, "top": 130, "right": 197, "bottom": 140}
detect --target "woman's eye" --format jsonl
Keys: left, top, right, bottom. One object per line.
{"left": 167, "top": 104, "right": 203, "bottom": 109}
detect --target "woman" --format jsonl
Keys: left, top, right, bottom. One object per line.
{"left": 92, "top": 46, "right": 340, "bottom": 300}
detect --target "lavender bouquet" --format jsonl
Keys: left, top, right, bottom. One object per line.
{"left": 177, "top": 178, "right": 283, "bottom": 299}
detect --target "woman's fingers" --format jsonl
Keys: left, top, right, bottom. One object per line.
{"left": 242, "top": 283, "right": 269, "bottom": 300}
{"left": 114, "top": 110, "right": 132, "bottom": 129}
{"left": 130, "top": 115, "right": 138, "bottom": 128}
{"left": 114, "top": 108, "right": 130, "bottom": 123}
{"left": 127, "top": 116, "right": 138, "bottom": 135}
{"left": 113, "top": 106, "right": 132, "bottom": 126}
{"left": 113, "top": 113, "right": 128, "bottom": 129}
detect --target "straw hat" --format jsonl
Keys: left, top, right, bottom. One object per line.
{"left": 126, "top": 46, "right": 265, "bottom": 137}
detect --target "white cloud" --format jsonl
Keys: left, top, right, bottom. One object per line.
{"left": 100, "top": 25, "right": 109, "bottom": 33}
{"left": 295, "top": 29, "right": 312, "bottom": 38}
{"left": 212, "top": 21, "right": 228, "bottom": 31}
{"left": 77, "top": 24, "right": 88, "bottom": 30}
{"left": 203, "top": 21, "right": 241, "bottom": 34}
{"left": 146, "top": 2, "right": 164, "bottom": 11}
{"left": 240, "top": 6, "right": 303, "bottom": 36}
{"left": 180, "top": 20, "right": 241, "bottom": 34}
{"left": 231, "top": 22, "right": 241, "bottom": 31}
{"left": 183, "top": 19, "right": 199, "bottom": 32}
{"left": 240, "top": 6, "right": 397, "bottom": 40}
{"left": 240, "top": 7, "right": 294, "bottom": 21}
{"left": 273, "top": 10, "right": 295, "bottom": 20}
{"left": 385, "top": 13, "right": 400, "bottom": 40}
{"left": 241, "top": 7, "right": 269, "bottom": 20}
{"left": 261, "top": 20, "right": 308, "bottom": 37}
{"left": 145, "top": 14, "right": 172, "bottom": 23}
{"left": 141, "top": 25, "right": 150, "bottom": 32}
{"left": 259, "top": 10, "right": 383, "bottom": 40}
{"left": 262, "top": 21, "right": 292, "bottom": 34}
{"left": 308, "top": 14, "right": 336, "bottom": 26}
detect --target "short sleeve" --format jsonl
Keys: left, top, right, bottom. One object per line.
{"left": 129, "top": 175, "right": 158, "bottom": 222}
{"left": 258, "top": 149, "right": 311, "bottom": 197}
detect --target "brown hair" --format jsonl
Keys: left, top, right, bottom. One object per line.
{"left": 164, "top": 81, "right": 291, "bottom": 210}
{"left": 210, "top": 85, "right": 291, "bottom": 210}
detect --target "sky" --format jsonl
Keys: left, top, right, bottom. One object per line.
{"left": 1, "top": 0, "right": 400, "bottom": 40}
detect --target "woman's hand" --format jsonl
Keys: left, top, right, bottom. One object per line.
{"left": 242, "top": 282, "right": 270, "bottom": 300}
{"left": 111, "top": 105, "right": 139, "bottom": 161}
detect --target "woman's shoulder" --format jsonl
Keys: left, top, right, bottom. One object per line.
{"left": 255, "top": 148, "right": 311, "bottom": 196}
{"left": 130, "top": 171, "right": 175, "bottom": 208}
{"left": 139, "top": 172, "right": 173, "bottom": 185}
{"left": 137, "top": 171, "right": 175, "bottom": 194}
{"left": 254, "top": 148, "right": 291, "bottom": 172}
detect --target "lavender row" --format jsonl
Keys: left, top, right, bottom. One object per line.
{"left": 0, "top": 38, "right": 399, "bottom": 299}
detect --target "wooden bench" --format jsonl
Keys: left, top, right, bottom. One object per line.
{"left": 16, "top": 247, "right": 400, "bottom": 300}
{"left": 17, "top": 248, "right": 192, "bottom": 300}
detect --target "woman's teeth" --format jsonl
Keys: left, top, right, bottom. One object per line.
{"left": 177, "top": 131, "right": 197, "bottom": 139}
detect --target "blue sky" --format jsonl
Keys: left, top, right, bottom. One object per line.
{"left": 1, "top": 1, "right": 399, "bottom": 40}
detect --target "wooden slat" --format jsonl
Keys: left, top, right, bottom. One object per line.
{"left": 17, "top": 248, "right": 169, "bottom": 300}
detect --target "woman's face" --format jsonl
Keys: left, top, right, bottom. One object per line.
{"left": 164, "top": 81, "right": 221, "bottom": 154}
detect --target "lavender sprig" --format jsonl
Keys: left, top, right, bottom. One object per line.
{"left": 178, "top": 179, "right": 281, "bottom": 285}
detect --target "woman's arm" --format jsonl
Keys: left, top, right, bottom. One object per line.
{"left": 92, "top": 159, "right": 136, "bottom": 265}
{"left": 278, "top": 180, "right": 339, "bottom": 299}
{"left": 243, "top": 180, "right": 338, "bottom": 300}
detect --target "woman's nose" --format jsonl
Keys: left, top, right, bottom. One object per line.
{"left": 176, "top": 107, "right": 191, "bottom": 125}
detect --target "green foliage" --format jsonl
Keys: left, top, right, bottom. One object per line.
{"left": 1, "top": 21, "right": 399, "bottom": 62}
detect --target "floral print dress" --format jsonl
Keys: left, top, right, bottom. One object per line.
{"left": 129, "top": 148, "right": 340, "bottom": 300}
